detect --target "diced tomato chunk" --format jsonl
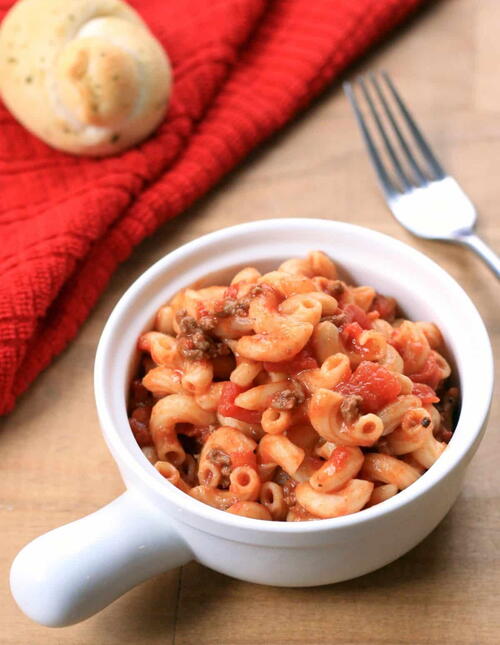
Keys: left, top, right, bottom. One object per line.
{"left": 217, "top": 382, "right": 262, "bottom": 424}
{"left": 411, "top": 383, "right": 440, "bottom": 404}
{"left": 231, "top": 450, "right": 257, "bottom": 471}
{"left": 263, "top": 348, "right": 318, "bottom": 375}
{"left": 342, "top": 304, "right": 372, "bottom": 330}
{"left": 409, "top": 353, "right": 442, "bottom": 390}
{"left": 340, "top": 322, "right": 376, "bottom": 359}
{"left": 340, "top": 321, "right": 363, "bottom": 351}
{"left": 196, "top": 302, "right": 211, "bottom": 319}
{"left": 336, "top": 361, "right": 402, "bottom": 413}
{"left": 223, "top": 284, "right": 239, "bottom": 300}
{"left": 369, "top": 294, "right": 397, "bottom": 322}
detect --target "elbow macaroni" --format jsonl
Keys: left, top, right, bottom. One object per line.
{"left": 128, "top": 251, "right": 460, "bottom": 521}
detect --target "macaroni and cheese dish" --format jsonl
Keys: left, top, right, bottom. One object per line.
{"left": 128, "top": 252, "right": 459, "bottom": 521}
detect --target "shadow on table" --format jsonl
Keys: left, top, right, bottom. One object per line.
{"left": 86, "top": 569, "right": 180, "bottom": 641}
{"left": 92, "top": 496, "right": 464, "bottom": 643}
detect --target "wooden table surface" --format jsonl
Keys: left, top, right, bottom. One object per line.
{"left": 2, "top": 1, "right": 499, "bottom": 643}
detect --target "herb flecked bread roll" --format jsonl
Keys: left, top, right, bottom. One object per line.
{"left": 0, "top": 0, "right": 172, "bottom": 156}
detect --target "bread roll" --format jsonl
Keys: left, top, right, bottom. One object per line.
{"left": 0, "top": 0, "right": 172, "bottom": 156}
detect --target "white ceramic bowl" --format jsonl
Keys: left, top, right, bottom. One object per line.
{"left": 10, "top": 219, "right": 493, "bottom": 627}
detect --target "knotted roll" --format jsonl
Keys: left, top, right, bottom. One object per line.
{"left": 0, "top": 0, "right": 172, "bottom": 156}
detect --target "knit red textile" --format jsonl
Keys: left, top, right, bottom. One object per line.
{"left": 0, "top": 0, "right": 423, "bottom": 414}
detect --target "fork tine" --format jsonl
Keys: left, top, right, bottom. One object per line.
{"left": 368, "top": 72, "right": 427, "bottom": 186}
{"left": 343, "top": 81, "right": 396, "bottom": 197}
{"left": 357, "top": 75, "right": 412, "bottom": 191}
{"left": 382, "top": 71, "right": 445, "bottom": 180}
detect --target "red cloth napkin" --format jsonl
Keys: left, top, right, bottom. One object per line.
{"left": 0, "top": 0, "right": 423, "bottom": 414}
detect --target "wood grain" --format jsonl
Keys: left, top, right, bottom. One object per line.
{"left": 1, "top": 1, "right": 499, "bottom": 643}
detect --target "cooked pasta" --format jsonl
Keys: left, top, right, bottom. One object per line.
{"left": 128, "top": 251, "right": 460, "bottom": 521}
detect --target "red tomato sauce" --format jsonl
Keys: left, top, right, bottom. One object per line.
{"left": 411, "top": 382, "right": 440, "bottom": 404}
{"left": 408, "top": 353, "right": 442, "bottom": 390}
{"left": 231, "top": 450, "right": 258, "bottom": 470}
{"left": 369, "top": 294, "right": 397, "bottom": 321}
{"left": 129, "top": 406, "right": 153, "bottom": 446}
{"left": 263, "top": 347, "right": 318, "bottom": 375}
{"left": 342, "top": 303, "right": 372, "bottom": 330}
{"left": 329, "top": 446, "right": 353, "bottom": 470}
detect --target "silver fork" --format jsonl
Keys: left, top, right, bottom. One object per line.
{"left": 343, "top": 72, "right": 500, "bottom": 279}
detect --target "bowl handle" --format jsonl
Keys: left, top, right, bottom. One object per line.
{"left": 10, "top": 490, "right": 192, "bottom": 627}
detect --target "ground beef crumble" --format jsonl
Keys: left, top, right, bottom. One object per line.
{"left": 215, "top": 284, "right": 264, "bottom": 318}
{"left": 281, "top": 475, "right": 297, "bottom": 507}
{"left": 340, "top": 394, "right": 363, "bottom": 424}
{"left": 207, "top": 448, "right": 231, "bottom": 466}
{"left": 324, "top": 280, "right": 346, "bottom": 297}
{"left": 215, "top": 297, "right": 250, "bottom": 318}
{"left": 176, "top": 310, "right": 230, "bottom": 361}
{"left": 271, "top": 379, "right": 306, "bottom": 410}
{"left": 198, "top": 315, "right": 218, "bottom": 331}
{"left": 320, "top": 312, "right": 347, "bottom": 327}
{"left": 177, "top": 313, "right": 198, "bottom": 334}
{"left": 207, "top": 448, "right": 232, "bottom": 488}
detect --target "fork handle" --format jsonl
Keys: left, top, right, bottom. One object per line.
{"left": 455, "top": 233, "right": 500, "bottom": 279}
